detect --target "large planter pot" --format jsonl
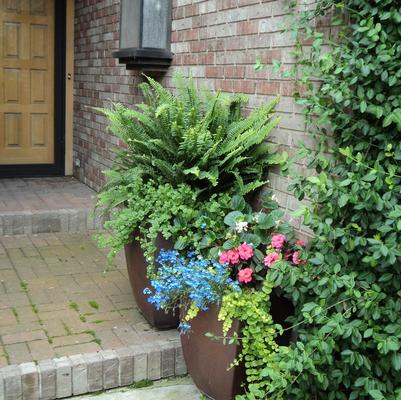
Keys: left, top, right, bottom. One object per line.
{"left": 181, "top": 294, "right": 294, "bottom": 399}
{"left": 180, "top": 304, "right": 246, "bottom": 400}
{"left": 124, "top": 235, "right": 179, "bottom": 330}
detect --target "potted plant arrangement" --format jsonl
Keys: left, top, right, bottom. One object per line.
{"left": 96, "top": 75, "right": 285, "bottom": 329}
{"left": 144, "top": 192, "right": 305, "bottom": 399}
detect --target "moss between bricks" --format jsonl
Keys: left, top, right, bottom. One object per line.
{"left": 82, "top": 377, "right": 197, "bottom": 398}
{"left": 88, "top": 300, "right": 99, "bottom": 310}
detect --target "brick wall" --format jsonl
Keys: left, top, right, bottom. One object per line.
{"left": 73, "top": 0, "right": 142, "bottom": 190}
{"left": 73, "top": 0, "right": 309, "bottom": 236}
{"left": 163, "top": 0, "right": 309, "bottom": 235}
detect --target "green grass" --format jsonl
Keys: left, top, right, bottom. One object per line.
{"left": 11, "top": 307, "right": 19, "bottom": 322}
{"left": 88, "top": 300, "right": 99, "bottom": 310}
{"left": 69, "top": 302, "right": 79, "bottom": 312}
{"left": 84, "top": 330, "right": 102, "bottom": 346}
{"left": 79, "top": 315, "right": 87, "bottom": 322}
{"left": 128, "top": 379, "right": 153, "bottom": 389}
{"left": 62, "top": 322, "right": 72, "bottom": 336}
{"left": 20, "top": 281, "right": 28, "bottom": 291}
{"left": 31, "top": 304, "right": 39, "bottom": 314}
{"left": 84, "top": 330, "right": 96, "bottom": 338}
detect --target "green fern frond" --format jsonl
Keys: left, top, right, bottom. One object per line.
{"left": 97, "top": 75, "right": 282, "bottom": 199}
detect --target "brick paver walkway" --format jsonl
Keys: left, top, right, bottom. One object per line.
{"left": 0, "top": 232, "right": 175, "bottom": 367}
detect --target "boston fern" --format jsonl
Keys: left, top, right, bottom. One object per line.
{"left": 99, "top": 75, "right": 285, "bottom": 197}
{"left": 96, "top": 77, "right": 284, "bottom": 266}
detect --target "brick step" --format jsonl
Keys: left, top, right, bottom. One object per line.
{"left": 0, "top": 339, "right": 186, "bottom": 400}
{"left": 0, "top": 208, "right": 105, "bottom": 235}
{"left": 0, "top": 177, "right": 105, "bottom": 235}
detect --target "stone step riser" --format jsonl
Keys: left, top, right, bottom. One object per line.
{"left": 0, "top": 209, "right": 106, "bottom": 236}
{"left": 0, "top": 341, "right": 186, "bottom": 400}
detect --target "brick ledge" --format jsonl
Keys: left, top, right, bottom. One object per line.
{"left": 0, "top": 208, "right": 106, "bottom": 235}
{"left": 0, "top": 339, "right": 186, "bottom": 400}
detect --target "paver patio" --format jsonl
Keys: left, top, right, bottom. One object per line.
{"left": 0, "top": 231, "right": 177, "bottom": 367}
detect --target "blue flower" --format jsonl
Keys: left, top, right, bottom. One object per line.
{"left": 178, "top": 322, "right": 191, "bottom": 334}
{"left": 146, "top": 249, "right": 238, "bottom": 333}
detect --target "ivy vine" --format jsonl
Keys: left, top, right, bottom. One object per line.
{"left": 251, "top": 0, "right": 401, "bottom": 399}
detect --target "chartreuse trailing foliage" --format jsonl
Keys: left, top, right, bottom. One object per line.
{"left": 99, "top": 75, "right": 285, "bottom": 197}
{"left": 253, "top": 0, "right": 401, "bottom": 399}
{"left": 218, "top": 280, "right": 279, "bottom": 399}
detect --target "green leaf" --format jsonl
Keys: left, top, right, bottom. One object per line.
{"left": 224, "top": 211, "right": 243, "bottom": 227}
{"left": 392, "top": 353, "right": 401, "bottom": 370}
{"left": 222, "top": 239, "right": 237, "bottom": 250}
{"left": 307, "top": 176, "right": 320, "bottom": 184}
{"left": 368, "top": 390, "right": 384, "bottom": 400}
{"left": 240, "top": 233, "right": 261, "bottom": 247}
{"left": 254, "top": 55, "right": 264, "bottom": 72}
{"left": 338, "top": 194, "right": 349, "bottom": 208}
{"left": 364, "top": 328, "right": 373, "bottom": 338}
{"left": 183, "top": 166, "right": 200, "bottom": 177}
{"left": 174, "top": 238, "right": 187, "bottom": 250}
{"left": 310, "top": 252, "right": 324, "bottom": 265}
{"left": 231, "top": 195, "right": 246, "bottom": 211}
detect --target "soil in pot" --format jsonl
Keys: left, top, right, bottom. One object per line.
{"left": 124, "top": 234, "right": 179, "bottom": 330}
{"left": 180, "top": 304, "right": 246, "bottom": 400}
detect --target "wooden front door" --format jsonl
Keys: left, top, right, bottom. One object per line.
{"left": 0, "top": 0, "right": 65, "bottom": 176}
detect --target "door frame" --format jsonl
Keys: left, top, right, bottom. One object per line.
{"left": 0, "top": 0, "right": 68, "bottom": 178}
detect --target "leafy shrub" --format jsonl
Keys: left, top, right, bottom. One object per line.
{"left": 254, "top": 1, "right": 401, "bottom": 399}
{"left": 97, "top": 77, "right": 285, "bottom": 265}
{"left": 99, "top": 75, "right": 285, "bottom": 198}
{"left": 97, "top": 168, "right": 231, "bottom": 271}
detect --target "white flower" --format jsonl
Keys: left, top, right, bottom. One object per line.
{"left": 235, "top": 221, "right": 248, "bottom": 233}
{"left": 253, "top": 212, "right": 262, "bottom": 223}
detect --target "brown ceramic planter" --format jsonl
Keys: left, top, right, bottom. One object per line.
{"left": 124, "top": 235, "right": 179, "bottom": 330}
{"left": 181, "top": 293, "right": 294, "bottom": 400}
{"left": 180, "top": 304, "right": 246, "bottom": 400}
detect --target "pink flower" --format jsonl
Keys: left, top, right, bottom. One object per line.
{"left": 285, "top": 253, "right": 292, "bottom": 261}
{"left": 219, "top": 251, "right": 229, "bottom": 264}
{"left": 292, "top": 251, "right": 301, "bottom": 265}
{"left": 264, "top": 252, "right": 279, "bottom": 266}
{"left": 271, "top": 234, "right": 286, "bottom": 249}
{"left": 296, "top": 239, "right": 305, "bottom": 247}
{"left": 227, "top": 249, "right": 240, "bottom": 264}
{"left": 238, "top": 243, "right": 254, "bottom": 260}
{"left": 238, "top": 268, "right": 253, "bottom": 284}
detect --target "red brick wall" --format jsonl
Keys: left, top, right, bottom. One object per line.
{"left": 73, "top": 0, "right": 308, "bottom": 235}
{"left": 73, "top": 0, "right": 142, "bottom": 190}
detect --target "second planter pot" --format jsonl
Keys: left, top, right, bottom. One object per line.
{"left": 180, "top": 304, "right": 246, "bottom": 400}
{"left": 124, "top": 234, "right": 179, "bottom": 330}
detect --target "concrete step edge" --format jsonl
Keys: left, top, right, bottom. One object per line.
{"left": 0, "top": 338, "right": 186, "bottom": 400}
{"left": 0, "top": 208, "right": 107, "bottom": 235}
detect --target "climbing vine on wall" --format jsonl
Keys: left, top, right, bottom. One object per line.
{"left": 254, "top": 0, "right": 401, "bottom": 399}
